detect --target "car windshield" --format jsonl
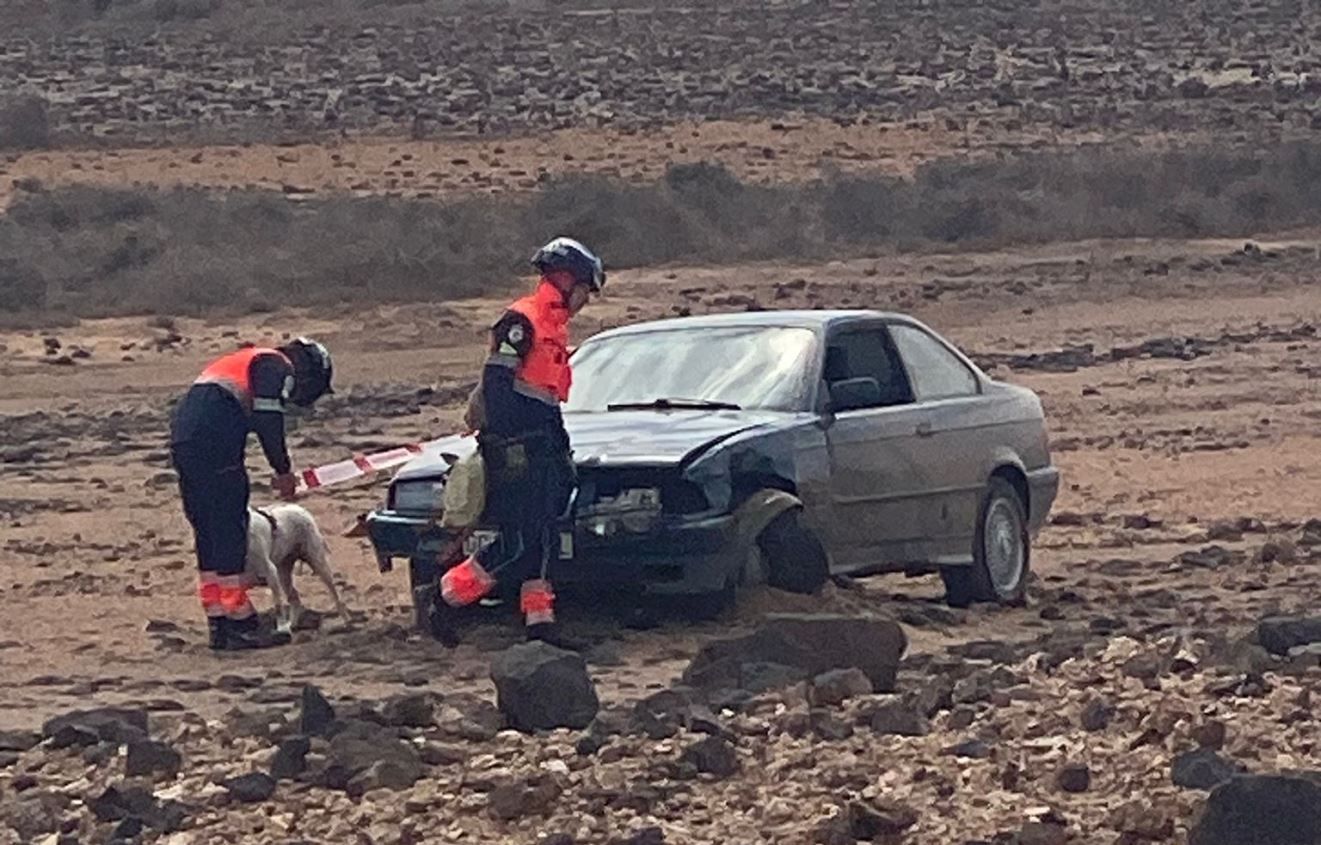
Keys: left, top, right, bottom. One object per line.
{"left": 564, "top": 325, "right": 818, "bottom": 413}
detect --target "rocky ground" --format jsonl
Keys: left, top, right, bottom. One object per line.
{"left": 3, "top": 232, "right": 1321, "bottom": 843}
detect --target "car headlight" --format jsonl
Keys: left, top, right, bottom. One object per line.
{"left": 581, "top": 488, "right": 662, "bottom": 536}
{"left": 390, "top": 479, "right": 445, "bottom": 514}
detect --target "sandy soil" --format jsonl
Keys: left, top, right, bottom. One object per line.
{"left": 4, "top": 229, "right": 1319, "bottom": 733}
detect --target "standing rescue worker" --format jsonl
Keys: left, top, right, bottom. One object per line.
{"left": 430, "top": 237, "right": 604, "bottom": 648}
{"left": 169, "top": 337, "right": 334, "bottom": 651}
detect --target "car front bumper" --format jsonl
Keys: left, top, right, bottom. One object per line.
{"left": 365, "top": 508, "right": 742, "bottom": 596}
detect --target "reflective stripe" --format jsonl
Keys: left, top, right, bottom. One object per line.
{"left": 486, "top": 352, "right": 519, "bottom": 369}
{"left": 440, "top": 557, "right": 495, "bottom": 607}
{"left": 198, "top": 576, "right": 255, "bottom": 620}
{"left": 520, "top": 579, "right": 555, "bottom": 626}
{"left": 252, "top": 398, "right": 284, "bottom": 413}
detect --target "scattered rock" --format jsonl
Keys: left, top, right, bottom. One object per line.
{"left": 865, "top": 698, "right": 930, "bottom": 737}
{"left": 1107, "top": 800, "right": 1175, "bottom": 841}
{"left": 609, "top": 827, "right": 665, "bottom": 845}
{"left": 1256, "top": 616, "right": 1321, "bottom": 656}
{"left": 270, "top": 735, "right": 310, "bottom": 780}
{"left": 1056, "top": 762, "right": 1092, "bottom": 793}
{"left": 1173, "top": 748, "right": 1246, "bottom": 790}
{"left": 381, "top": 692, "right": 437, "bottom": 728}
{"left": 223, "top": 772, "right": 276, "bottom": 803}
{"left": 1189, "top": 775, "right": 1321, "bottom": 845}
{"left": 125, "top": 739, "right": 182, "bottom": 778}
{"left": 810, "top": 668, "right": 873, "bottom": 707}
{"left": 946, "top": 738, "right": 992, "bottom": 759}
{"left": 299, "top": 685, "right": 336, "bottom": 735}
{"left": 811, "top": 709, "right": 854, "bottom": 741}
{"left": 680, "top": 736, "right": 740, "bottom": 778}
{"left": 0, "top": 729, "right": 40, "bottom": 752}
{"left": 683, "top": 614, "right": 906, "bottom": 695}
{"left": 1080, "top": 697, "right": 1114, "bottom": 731}
{"left": 321, "top": 721, "right": 423, "bottom": 793}
{"left": 840, "top": 798, "right": 919, "bottom": 839}
{"left": 491, "top": 642, "right": 600, "bottom": 732}
{"left": 1192, "top": 720, "right": 1227, "bottom": 750}
{"left": 1016, "top": 821, "right": 1069, "bottom": 845}
{"left": 43, "top": 707, "right": 148, "bottom": 745}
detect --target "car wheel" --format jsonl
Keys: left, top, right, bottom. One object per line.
{"left": 941, "top": 477, "right": 1029, "bottom": 608}
{"left": 759, "top": 509, "right": 829, "bottom": 595}
{"left": 408, "top": 555, "right": 438, "bottom": 631}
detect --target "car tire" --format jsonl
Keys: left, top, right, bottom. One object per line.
{"left": 759, "top": 509, "right": 829, "bottom": 595}
{"left": 941, "top": 477, "right": 1029, "bottom": 608}
{"left": 408, "top": 555, "right": 438, "bottom": 631}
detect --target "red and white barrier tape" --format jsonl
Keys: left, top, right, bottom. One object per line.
{"left": 297, "top": 443, "right": 425, "bottom": 491}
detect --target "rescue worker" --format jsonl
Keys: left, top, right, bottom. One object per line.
{"left": 169, "top": 337, "right": 335, "bottom": 651}
{"left": 430, "top": 237, "right": 604, "bottom": 648}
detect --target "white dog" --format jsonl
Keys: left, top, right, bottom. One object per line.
{"left": 246, "top": 503, "right": 348, "bottom": 632}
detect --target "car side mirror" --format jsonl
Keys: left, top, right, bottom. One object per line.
{"left": 828, "top": 377, "right": 883, "bottom": 413}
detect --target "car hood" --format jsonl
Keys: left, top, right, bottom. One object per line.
{"left": 390, "top": 409, "right": 790, "bottom": 482}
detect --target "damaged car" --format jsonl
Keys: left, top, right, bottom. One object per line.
{"left": 365, "top": 310, "right": 1060, "bottom": 626}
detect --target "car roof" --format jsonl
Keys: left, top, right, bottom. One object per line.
{"left": 586, "top": 309, "right": 917, "bottom": 341}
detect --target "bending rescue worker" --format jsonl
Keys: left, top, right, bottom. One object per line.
{"left": 169, "top": 337, "right": 335, "bottom": 651}
{"left": 430, "top": 237, "right": 605, "bottom": 648}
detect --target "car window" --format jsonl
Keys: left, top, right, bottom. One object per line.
{"left": 823, "top": 328, "right": 913, "bottom": 408}
{"left": 564, "top": 326, "right": 818, "bottom": 412}
{"left": 889, "top": 324, "right": 980, "bottom": 400}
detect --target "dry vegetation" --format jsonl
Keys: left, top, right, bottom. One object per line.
{"left": 4, "top": 141, "right": 1321, "bottom": 323}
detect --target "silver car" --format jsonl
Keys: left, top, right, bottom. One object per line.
{"left": 368, "top": 309, "right": 1060, "bottom": 617}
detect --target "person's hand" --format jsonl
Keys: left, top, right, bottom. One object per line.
{"left": 273, "top": 473, "right": 298, "bottom": 501}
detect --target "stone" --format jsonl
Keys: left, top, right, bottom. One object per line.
{"left": 490, "top": 642, "right": 600, "bottom": 732}
{"left": 946, "top": 739, "right": 991, "bottom": 759}
{"left": 609, "top": 827, "right": 665, "bottom": 845}
{"left": 680, "top": 736, "right": 740, "bottom": 778}
{"left": 382, "top": 692, "right": 436, "bottom": 728}
{"left": 810, "top": 668, "right": 874, "bottom": 706}
{"left": 811, "top": 709, "right": 854, "bottom": 741}
{"left": 1016, "top": 821, "right": 1068, "bottom": 845}
{"left": 437, "top": 693, "right": 504, "bottom": 742}
{"left": 1257, "top": 616, "right": 1321, "bottom": 656}
{"left": 0, "top": 729, "right": 40, "bottom": 752}
{"left": 1189, "top": 775, "right": 1321, "bottom": 845}
{"left": 866, "top": 699, "right": 930, "bottom": 737}
{"left": 1056, "top": 762, "right": 1091, "bottom": 793}
{"left": 299, "top": 685, "right": 336, "bottom": 735}
{"left": 270, "top": 735, "right": 311, "bottom": 779}
{"left": 1173, "top": 748, "right": 1246, "bottom": 790}
{"left": 1107, "top": 800, "right": 1175, "bottom": 841}
{"left": 488, "top": 783, "right": 532, "bottom": 821}
{"left": 125, "top": 740, "right": 182, "bottom": 778}
{"left": 224, "top": 772, "right": 276, "bottom": 803}
{"left": 682, "top": 614, "right": 907, "bottom": 694}
{"left": 42, "top": 707, "right": 148, "bottom": 745}
{"left": 320, "top": 721, "right": 423, "bottom": 792}
{"left": 1193, "top": 720, "right": 1227, "bottom": 750}
{"left": 48, "top": 724, "right": 100, "bottom": 749}
{"left": 1080, "top": 697, "right": 1114, "bottom": 731}
{"left": 419, "top": 741, "right": 469, "bottom": 767}
{"left": 845, "top": 798, "right": 919, "bottom": 839}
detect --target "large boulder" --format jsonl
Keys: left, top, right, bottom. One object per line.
{"left": 683, "top": 614, "right": 907, "bottom": 694}
{"left": 43, "top": 707, "right": 149, "bottom": 745}
{"left": 491, "top": 642, "right": 600, "bottom": 733}
{"left": 1257, "top": 616, "right": 1321, "bottom": 656}
{"left": 1189, "top": 775, "right": 1321, "bottom": 845}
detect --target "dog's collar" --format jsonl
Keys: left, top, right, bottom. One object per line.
{"left": 252, "top": 507, "right": 278, "bottom": 535}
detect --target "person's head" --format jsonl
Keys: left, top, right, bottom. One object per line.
{"left": 278, "top": 337, "right": 334, "bottom": 407}
{"left": 531, "top": 237, "right": 605, "bottom": 316}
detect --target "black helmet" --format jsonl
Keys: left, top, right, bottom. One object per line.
{"left": 531, "top": 237, "right": 605, "bottom": 292}
{"left": 280, "top": 336, "right": 334, "bottom": 407}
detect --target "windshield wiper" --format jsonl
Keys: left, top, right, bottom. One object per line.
{"left": 607, "top": 397, "right": 743, "bottom": 412}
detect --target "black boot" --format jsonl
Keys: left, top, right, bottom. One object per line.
{"left": 218, "top": 617, "right": 290, "bottom": 651}
{"left": 427, "top": 600, "right": 461, "bottom": 648}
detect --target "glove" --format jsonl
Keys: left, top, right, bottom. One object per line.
{"left": 273, "top": 473, "right": 298, "bottom": 501}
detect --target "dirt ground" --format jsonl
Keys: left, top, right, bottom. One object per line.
{"left": 3, "top": 197, "right": 1321, "bottom": 840}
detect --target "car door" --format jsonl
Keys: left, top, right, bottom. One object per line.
{"left": 887, "top": 321, "right": 990, "bottom": 561}
{"left": 820, "top": 324, "right": 936, "bottom": 570}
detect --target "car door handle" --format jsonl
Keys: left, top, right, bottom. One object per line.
{"left": 915, "top": 421, "right": 934, "bottom": 438}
